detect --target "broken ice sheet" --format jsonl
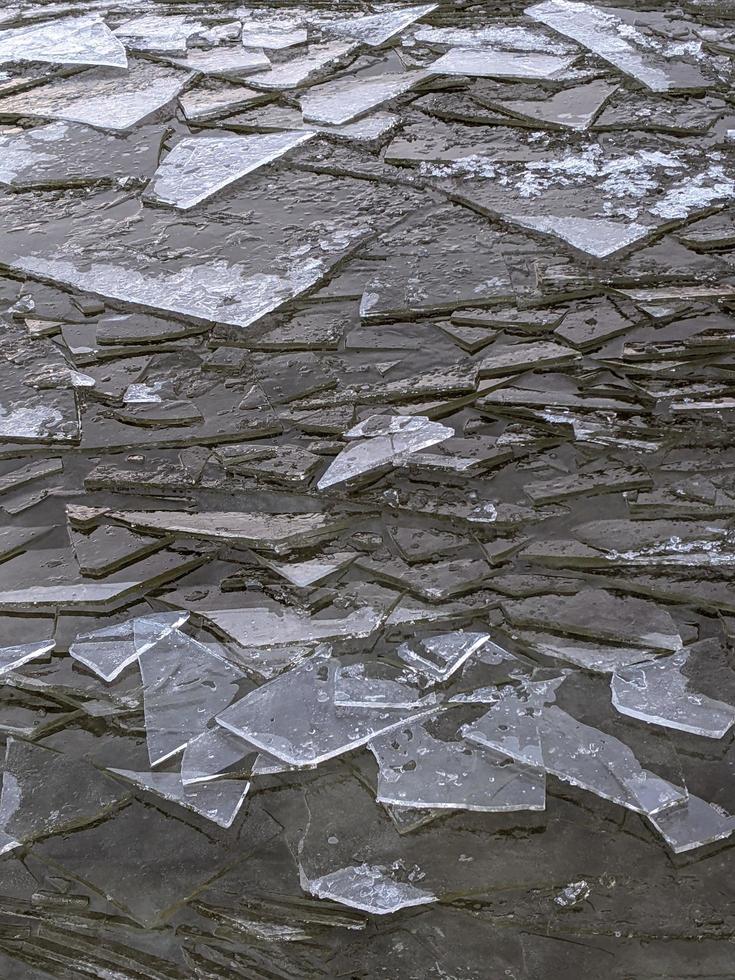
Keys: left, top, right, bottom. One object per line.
{"left": 463, "top": 692, "right": 686, "bottom": 816}
{"left": 166, "top": 46, "right": 271, "bottom": 78}
{"left": 216, "top": 648, "right": 438, "bottom": 766}
{"left": 320, "top": 5, "right": 437, "bottom": 47}
{"left": 181, "top": 726, "right": 258, "bottom": 785}
{"left": 428, "top": 47, "right": 577, "bottom": 80}
{"left": 114, "top": 14, "right": 206, "bottom": 56}
{"left": 526, "top": 0, "right": 710, "bottom": 92}
{"left": 397, "top": 631, "right": 491, "bottom": 682}
{"left": 239, "top": 16, "right": 307, "bottom": 50}
{"left": 247, "top": 42, "right": 358, "bottom": 91}
{"left": 611, "top": 652, "right": 735, "bottom": 738}
{"left": 317, "top": 415, "right": 453, "bottom": 490}
{"left": 334, "top": 660, "right": 434, "bottom": 709}
{"left": 137, "top": 624, "right": 244, "bottom": 766}
{"left": 0, "top": 121, "right": 162, "bottom": 190}
{"left": 648, "top": 795, "right": 735, "bottom": 854}
{"left": 69, "top": 611, "right": 189, "bottom": 682}
{"left": 0, "top": 640, "right": 54, "bottom": 676}
{"left": 0, "top": 60, "right": 187, "bottom": 132}
{"left": 0, "top": 14, "right": 128, "bottom": 69}
{"left": 300, "top": 71, "right": 426, "bottom": 126}
{"left": 0, "top": 737, "right": 129, "bottom": 852}
{"left": 507, "top": 214, "right": 652, "bottom": 258}
{"left": 304, "top": 863, "right": 436, "bottom": 915}
{"left": 144, "top": 132, "right": 314, "bottom": 210}
{"left": 490, "top": 79, "right": 617, "bottom": 131}
{"left": 108, "top": 769, "right": 249, "bottom": 829}
{"left": 369, "top": 716, "right": 545, "bottom": 812}
{"left": 502, "top": 589, "right": 683, "bottom": 653}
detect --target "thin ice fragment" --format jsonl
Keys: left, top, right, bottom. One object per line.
{"left": 305, "top": 863, "right": 436, "bottom": 914}
{"left": 108, "top": 769, "right": 249, "bottom": 828}
{"left": 397, "top": 631, "right": 491, "bottom": 681}
{"left": 320, "top": 5, "right": 437, "bottom": 47}
{"left": 429, "top": 47, "right": 576, "bottom": 80}
{"left": 0, "top": 640, "right": 54, "bottom": 676}
{"left": 69, "top": 611, "right": 189, "bottom": 682}
{"left": 0, "top": 14, "right": 127, "bottom": 69}
{"left": 611, "top": 652, "right": 735, "bottom": 738}
{"left": 301, "top": 72, "right": 426, "bottom": 125}
{"left": 145, "top": 132, "right": 314, "bottom": 209}
{"left": 648, "top": 796, "right": 735, "bottom": 854}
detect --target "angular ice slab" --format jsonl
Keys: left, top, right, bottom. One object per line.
{"left": 114, "top": 15, "right": 205, "bottom": 56}
{"left": 145, "top": 132, "right": 314, "bottom": 210}
{"left": 648, "top": 796, "right": 735, "bottom": 854}
{"left": 463, "top": 695, "right": 686, "bottom": 816}
{"left": 0, "top": 61, "right": 187, "bottom": 132}
{"left": 69, "top": 611, "right": 189, "bottom": 682}
{"left": 181, "top": 726, "right": 258, "bottom": 785}
{"left": 9, "top": 222, "right": 368, "bottom": 332}
{"left": 0, "top": 121, "right": 161, "bottom": 190}
{"left": 428, "top": 47, "right": 576, "bottom": 80}
{"left": 167, "top": 47, "right": 270, "bottom": 78}
{"left": 0, "top": 15, "right": 128, "bottom": 69}
{"left": 370, "top": 719, "right": 545, "bottom": 811}
{"left": 317, "top": 415, "right": 453, "bottom": 489}
{"left": 138, "top": 625, "right": 244, "bottom": 766}
{"left": 334, "top": 661, "right": 433, "bottom": 709}
{"left": 216, "top": 650, "right": 438, "bottom": 766}
{"left": 397, "top": 631, "right": 492, "bottom": 682}
{"left": 108, "top": 769, "right": 249, "bottom": 829}
{"left": 491, "top": 79, "right": 616, "bottom": 131}
{"left": 300, "top": 71, "right": 426, "bottom": 125}
{"left": 0, "top": 640, "right": 55, "bottom": 676}
{"left": 508, "top": 214, "right": 651, "bottom": 258}
{"left": 304, "top": 863, "right": 436, "bottom": 914}
{"left": 611, "top": 652, "right": 735, "bottom": 739}
{"left": 239, "top": 16, "right": 307, "bottom": 50}
{"left": 247, "top": 42, "right": 358, "bottom": 90}
{"left": 320, "top": 5, "right": 438, "bottom": 47}
{"left": 526, "top": 0, "right": 709, "bottom": 92}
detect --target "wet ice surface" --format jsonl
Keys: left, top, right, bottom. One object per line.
{"left": 0, "top": 2, "right": 735, "bottom": 977}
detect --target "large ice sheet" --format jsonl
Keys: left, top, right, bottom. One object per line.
{"left": 0, "top": 15, "right": 127, "bottom": 69}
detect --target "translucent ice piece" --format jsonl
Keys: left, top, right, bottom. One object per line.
{"left": 507, "top": 214, "right": 651, "bottom": 258}
{"left": 108, "top": 769, "right": 249, "bottom": 829}
{"left": 317, "top": 415, "right": 452, "bottom": 489}
{"left": 168, "top": 47, "right": 271, "bottom": 78}
{"left": 397, "top": 631, "right": 491, "bottom": 682}
{"left": 204, "top": 604, "right": 386, "bottom": 655}
{"left": 491, "top": 78, "right": 616, "bottom": 131}
{"left": 145, "top": 132, "right": 314, "bottom": 209}
{"left": 648, "top": 795, "right": 735, "bottom": 853}
{"left": 304, "top": 863, "right": 436, "bottom": 914}
{"left": 216, "top": 650, "right": 437, "bottom": 766}
{"left": 0, "top": 14, "right": 127, "bottom": 69}
{"left": 428, "top": 46, "right": 576, "bottom": 80}
{"left": 0, "top": 737, "right": 128, "bottom": 849}
{"left": 115, "top": 14, "right": 204, "bottom": 56}
{"left": 370, "top": 719, "right": 545, "bottom": 811}
{"left": 258, "top": 552, "right": 355, "bottom": 587}
{"left": 464, "top": 697, "right": 686, "bottom": 815}
{"left": 247, "top": 42, "right": 358, "bottom": 90}
{"left": 527, "top": 0, "right": 708, "bottom": 92}
{"left": 137, "top": 626, "right": 244, "bottom": 766}
{"left": 239, "top": 16, "right": 307, "bottom": 50}
{"left": 0, "top": 61, "right": 187, "bottom": 132}
{"left": 320, "top": 5, "right": 437, "bottom": 47}
{"left": 0, "top": 640, "right": 54, "bottom": 677}
{"left": 334, "top": 661, "right": 433, "bottom": 708}
{"left": 300, "top": 71, "right": 426, "bottom": 125}
{"left": 181, "top": 727, "right": 258, "bottom": 785}
{"left": 69, "top": 611, "right": 189, "bottom": 682}
{"left": 611, "top": 652, "right": 735, "bottom": 738}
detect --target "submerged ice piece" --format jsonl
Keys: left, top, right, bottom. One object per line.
{"left": 527, "top": 0, "right": 709, "bottom": 92}
{"left": 0, "top": 14, "right": 128, "bottom": 69}
{"left": 216, "top": 649, "right": 438, "bottom": 766}
{"left": 0, "top": 737, "right": 128, "bottom": 853}
{"left": 305, "top": 863, "right": 436, "bottom": 914}
{"left": 611, "top": 652, "right": 735, "bottom": 738}
{"left": 145, "top": 132, "right": 314, "bottom": 210}
{"left": 70, "top": 611, "right": 189, "bottom": 681}
{"left": 397, "top": 631, "right": 491, "bottom": 682}
{"left": 108, "top": 769, "right": 249, "bottom": 829}
{"left": 463, "top": 694, "right": 686, "bottom": 816}
{"left": 317, "top": 415, "right": 452, "bottom": 490}
{"left": 137, "top": 624, "right": 244, "bottom": 766}
{"left": 300, "top": 71, "right": 426, "bottom": 126}
{"left": 370, "top": 718, "right": 545, "bottom": 811}
{"left": 320, "top": 5, "right": 437, "bottom": 47}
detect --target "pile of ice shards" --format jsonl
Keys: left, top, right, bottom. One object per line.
{"left": 1, "top": 1, "right": 735, "bottom": 976}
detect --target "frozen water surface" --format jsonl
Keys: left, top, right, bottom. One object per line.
{"left": 0, "top": 0, "right": 733, "bottom": 973}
